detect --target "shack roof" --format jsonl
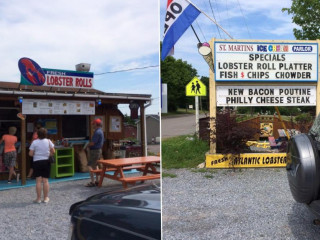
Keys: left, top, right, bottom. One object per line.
{"left": 0, "top": 81, "right": 151, "bottom": 102}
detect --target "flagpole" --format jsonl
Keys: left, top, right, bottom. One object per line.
{"left": 185, "top": 0, "right": 233, "bottom": 39}
{"left": 190, "top": 25, "right": 201, "bottom": 43}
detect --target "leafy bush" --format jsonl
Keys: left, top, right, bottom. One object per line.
{"left": 209, "top": 110, "right": 260, "bottom": 168}
{"left": 295, "top": 113, "right": 314, "bottom": 133}
{"left": 213, "top": 110, "right": 259, "bottom": 154}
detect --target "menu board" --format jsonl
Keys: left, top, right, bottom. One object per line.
{"left": 22, "top": 99, "right": 95, "bottom": 115}
{"left": 109, "top": 116, "right": 121, "bottom": 132}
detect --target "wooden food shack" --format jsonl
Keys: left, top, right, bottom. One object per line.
{"left": 0, "top": 80, "right": 151, "bottom": 185}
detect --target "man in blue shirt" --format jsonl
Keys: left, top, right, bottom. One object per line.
{"left": 86, "top": 118, "right": 104, "bottom": 187}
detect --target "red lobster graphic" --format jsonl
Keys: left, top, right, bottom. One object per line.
{"left": 20, "top": 58, "right": 45, "bottom": 85}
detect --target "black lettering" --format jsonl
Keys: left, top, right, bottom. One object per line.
{"left": 170, "top": 2, "right": 182, "bottom": 14}
{"left": 165, "top": 11, "right": 176, "bottom": 21}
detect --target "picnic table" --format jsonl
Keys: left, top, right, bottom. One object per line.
{"left": 96, "top": 156, "right": 160, "bottom": 188}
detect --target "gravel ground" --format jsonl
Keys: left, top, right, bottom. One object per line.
{"left": 0, "top": 177, "right": 160, "bottom": 240}
{"left": 162, "top": 168, "right": 320, "bottom": 240}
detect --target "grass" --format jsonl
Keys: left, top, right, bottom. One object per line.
{"left": 147, "top": 151, "right": 157, "bottom": 156}
{"left": 191, "top": 168, "right": 207, "bottom": 173}
{"left": 162, "top": 135, "right": 209, "bottom": 169}
{"left": 204, "top": 175, "right": 214, "bottom": 179}
{"left": 162, "top": 172, "right": 177, "bottom": 178}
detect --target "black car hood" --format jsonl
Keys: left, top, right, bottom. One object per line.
{"left": 69, "top": 184, "right": 161, "bottom": 239}
{"left": 70, "top": 184, "right": 160, "bottom": 215}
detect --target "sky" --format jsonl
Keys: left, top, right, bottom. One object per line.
{"left": 0, "top": 0, "right": 160, "bottom": 115}
{"left": 160, "top": 0, "right": 296, "bottom": 77}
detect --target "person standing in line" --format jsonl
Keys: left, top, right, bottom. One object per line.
{"left": 29, "top": 128, "right": 55, "bottom": 203}
{"left": 85, "top": 118, "right": 104, "bottom": 187}
{"left": 0, "top": 126, "right": 19, "bottom": 183}
{"left": 27, "top": 123, "right": 41, "bottom": 179}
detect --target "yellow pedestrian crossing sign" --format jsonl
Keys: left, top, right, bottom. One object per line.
{"left": 186, "top": 77, "right": 206, "bottom": 96}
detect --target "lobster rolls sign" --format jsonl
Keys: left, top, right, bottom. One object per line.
{"left": 19, "top": 58, "right": 94, "bottom": 89}
{"left": 42, "top": 68, "right": 93, "bottom": 88}
{"left": 214, "top": 41, "right": 318, "bottom": 82}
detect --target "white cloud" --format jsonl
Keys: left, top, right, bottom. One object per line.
{"left": 0, "top": 0, "right": 159, "bottom": 82}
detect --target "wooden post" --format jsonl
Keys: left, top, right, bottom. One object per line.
{"left": 140, "top": 103, "right": 146, "bottom": 156}
{"left": 21, "top": 116, "right": 26, "bottom": 185}
{"left": 209, "top": 38, "right": 216, "bottom": 154}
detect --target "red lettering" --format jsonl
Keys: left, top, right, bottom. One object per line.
{"left": 53, "top": 76, "right": 58, "bottom": 86}
{"left": 47, "top": 75, "right": 90, "bottom": 88}
{"left": 66, "top": 77, "right": 73, "bottom": 86}
{"left": 75, "top": 78, "right": 92, "bottom": 88}
{"left": 46, "top": 76, "right": 52, "bottom": 85}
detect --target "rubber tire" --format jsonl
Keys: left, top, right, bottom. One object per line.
{"left": 286, "top": 133, "right": 320, "bottom": 204}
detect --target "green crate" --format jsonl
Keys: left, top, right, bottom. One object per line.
{"left": 50, "top": 147, "right": 74, "bottom": 178}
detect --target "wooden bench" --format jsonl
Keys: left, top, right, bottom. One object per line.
{"left": 119, "top": 174, "right": 161, "bottom": 182}
{"left": 97, "top": 156, "right": 160, "bottom": 188}
{"left": 118, "top": 174, "right": 160, "bottom": 188}
{"left": 90, "top": 165, "right": 146, "bottom": 174}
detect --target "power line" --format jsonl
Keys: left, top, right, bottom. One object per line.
{"left": 225, "top": 0, "right": 230, "bottom": 34}
{"left": 195, "top": 19, "right": 207, "bottom": 42}
{"left": 208, "top": 0, "right": 222, "bottom": 38}
{"left": 212, "top": 0, "right": 223, "bottom": 37}
{"left": 186, "top": 0, "right": 233, "bottom": 39}
{"left": 95, "top": 65, "right": 159, "bottom": 75}
{"left": 236, "top": 0, "right": 251, "bottom": 38}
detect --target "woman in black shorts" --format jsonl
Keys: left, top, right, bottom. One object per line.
{"left": 29, "top": 128, "right": 55, "bottom": 203}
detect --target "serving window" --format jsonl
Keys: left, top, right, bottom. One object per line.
{"left": 62, "top": 115, "right": 88, "bottom": 138}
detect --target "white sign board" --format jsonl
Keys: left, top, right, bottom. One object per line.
{"left": 217, "top": 86, "right": 316, "bottom": 107}
{"left": 43, "top": 68, "right": 93, "bottom": 88}
{"left": 22, "top": 99, "right": 95, "bottom": 115}
{"left": 161, "top": 83, "right": 168, "bottom": 114}
{"left": 214, "top": 41, "right": 318, "bottom": 82}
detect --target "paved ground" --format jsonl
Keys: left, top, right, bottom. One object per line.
{"left": 162, "top": 114, "right": 207, "bottom": 139}
{"left": 0, "top": 177, "right": 160, "bottom": 240}
{"left": 161, "top": 114, "right": 320, "bottom": 239}
{"left": 162, "top": 168, "right": 320, "bottom": 240}
{"left": 147, "top": 143, "right": 160, "bottom": 155}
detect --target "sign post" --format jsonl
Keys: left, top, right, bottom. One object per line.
{"left": 186, "top": 77, "right": 207, "bottom": 138}
{"left": 195, "top": 96, "right": 199, "bottom": 136}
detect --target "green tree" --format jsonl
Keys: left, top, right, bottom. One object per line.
{"left": 282, "top": 0, "right": 320, "bottom": 40}
{"left": 123, "top": 114, "right": 136, "bottom": 125}
{"left": 161, "top": 55, "right": 198, "bottom": 111}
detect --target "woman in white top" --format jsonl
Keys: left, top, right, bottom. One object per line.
{"left": 29, "top": 128, "right": 55, "bottom": 203}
